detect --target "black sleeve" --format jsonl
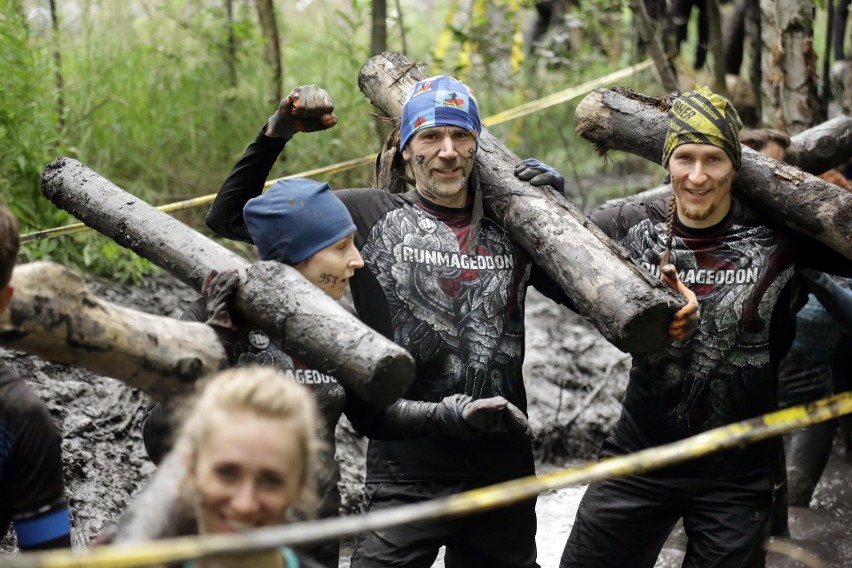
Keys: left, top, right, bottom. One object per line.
{"left": 341, "top": 387, "right": 386, "bottom": 438}
{"left": 589, "top": 201, "right": 661, "bottom": 241}
{"left": 791, "top": 232, "right": 852, "bottom": 278}
{"left": 802, "top": 271, "right": 852, "bottom": 335}
{"left": 0, "top": 377, "right": 70, "bottom": 550}
{"left": 528, "top": 263, "right": 578, "bottom": 313}
{"left": 205, "top": 129, "right": 289, "bottom": 242}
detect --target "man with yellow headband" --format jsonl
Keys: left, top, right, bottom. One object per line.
{"left": 554, "top": 87, "right": 852, "bottom": 567}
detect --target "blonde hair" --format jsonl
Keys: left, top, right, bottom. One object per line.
{"left": 177, "top": 366, "right": 320, "bottom": 520}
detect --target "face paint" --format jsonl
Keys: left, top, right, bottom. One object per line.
{"left": 295, "top": 234, "right": 363, "bottom": 300}
{"left": 668, "top": 144, "right": 735, "bottom": 229}
{"left": 401, "top": 126, "right": 477, "bottom": 208}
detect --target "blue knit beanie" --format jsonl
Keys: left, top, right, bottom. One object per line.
{"left": 399, "top": 75, "right": 482, "bottom": 151}
{"left": 243, "top": 178, "right": 356, "bottom": 265}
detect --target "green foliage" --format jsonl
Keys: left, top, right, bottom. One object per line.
{"left": 3, "top": 0, "right": 671, "bottom": 284}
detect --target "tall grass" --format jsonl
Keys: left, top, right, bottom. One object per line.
{"left": 3, "top": 0, "right": 662, "bottom": 282}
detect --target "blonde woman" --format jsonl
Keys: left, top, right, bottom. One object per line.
{"left": 176, "top": 366, "right": 324, "bottom": 568}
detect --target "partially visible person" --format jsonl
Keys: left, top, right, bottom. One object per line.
{"left": 741, "top": 128, "right": 852, "bottom": 515}
{"left": 739, "top": 127, "right": 799, "bottom": 166}
{"left": 141, "top": 174, "right": 363, "bottom": 567}
{"left": 554, "top": 87, "right": 852, "bottom": 568}
{"left": 175, "top": 366, "right": 324, "bottom": 568}
{"left": 0, "top": 203, "right": 72, "bottom": 551}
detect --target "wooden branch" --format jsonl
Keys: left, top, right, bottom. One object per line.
{"left": 575, "top": 87, "right": 852, "bottom": 260}
{"left": 791, "top": 115, "right": 852, "bottom": 175}
{"left": 40, "top": 157, "right": 414, "bottom": 407}
{"left": 358, "top": 52, "right": 683, "bottom": 355}
{"left": 0, "top": 261, "right": 227, "bottom": 401}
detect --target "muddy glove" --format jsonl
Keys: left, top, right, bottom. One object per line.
{"left": 661, "top": 264, "right": 699, "bottom": 342}
{"left": 265, "top": 85, "right": 338, "bottom": 139}
{"left": 202, "top": 269, "right": 240, "bottom": 331}
{"left": 377, "top": 394, "right": 533, "bottom": 440}
{"left": 514, "top": 158, "right": 566, "bottom": 197}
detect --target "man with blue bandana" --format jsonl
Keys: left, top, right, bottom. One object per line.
{"left": 205, "top": 77, "right": 587, "bottom": 567}
{"left": 0, "top": 203, "right": 71, "bottom": 553}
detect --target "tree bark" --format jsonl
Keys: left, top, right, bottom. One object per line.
{"left": 760, "top": 0, "right": 821, "bottom": 133}
{"left": 255, "top": 0, "right": 282, "bottom": 102}
{"left": 40, "top": 157, "right": 414, "bottom": 407}
{"left": 574, "top": 87, "right": 852, "bottom": 261}
{"left": 627, "top": 0, "right": 679, "bottom": 94}
{"left": 371, "top": 0, "right": 387, "bottom": 56}
{"left": 394, "top": 0, "right": 408, "bottom": 56}
{"left": 225, "top": 0, "right": 238, "bottom": 88}
{"left": 358, "top": 52, "right": 684, "bottom": 355}
{"left": 790, "top": 115, "right": 852, "bottom": 176}
{"left": 706, "top": 0, "right": 728, "bottom": 99}
{"left": 0, "top": 261, "right": 227, "bottom": 401}
{"left": 49, "top": 0, "right": 64, "bottom": 130}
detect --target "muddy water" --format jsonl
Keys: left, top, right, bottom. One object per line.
{"left": 2, "top": 274, "right": 851, "bottom": 568}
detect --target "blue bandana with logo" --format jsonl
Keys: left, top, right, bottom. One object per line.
{"left": 399, "top": 75, "right": 482, "bottom": 151}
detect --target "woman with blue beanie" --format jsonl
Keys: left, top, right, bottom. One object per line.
{"left": 139, "top": 176, "right": 362, "bottom": 567}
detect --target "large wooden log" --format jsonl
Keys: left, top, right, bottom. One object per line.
{"left": 358, "top": 52, "right": 682, "bottom": 355}
{"left": 790, "top": 115, "right": 852, "bottom": 175}
{"left": 40, "top": 157, "right": 414, "bottom": 407}
{"left": 575, "top": 87, "right": 852, "bottom": 261}
{"left": 596, "top": 117, "right": 852, "bottom": 211}
{"left": 0, "top": 261, "right": 227, "bottom": 401}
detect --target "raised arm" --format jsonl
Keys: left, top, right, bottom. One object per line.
{"left": 206, "top": 85, "right": 337, "bottom": 241}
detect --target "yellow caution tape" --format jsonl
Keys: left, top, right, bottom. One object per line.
{"left": 6, "top": 390, "right": 851, "bottom": 568}
{"left": 21, "top": 59, "right": 652, "bottom": 244}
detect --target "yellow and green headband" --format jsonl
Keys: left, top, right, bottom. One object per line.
{"left": 662, "top": 86, "right": 743, "bottom": 170}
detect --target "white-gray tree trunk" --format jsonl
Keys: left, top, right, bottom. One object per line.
{"left": 760, "top": 0, "right": 821, "bottom": 134}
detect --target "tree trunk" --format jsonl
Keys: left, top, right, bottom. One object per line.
{"left": 747, "top": 0, "right": 762, "bottom": 123}
{"left": 40, "top": 157, "right": 414, "bottom": 407}
{"left": 49, "top": 0, "right": 64, "bottom": 130}
{"left": 574, "top": 87, "right": 852, "bottom": 261}
{"left": 760, "top": 0, "right": 821, "bottom": 134}
{"left": 628, "top": 0, "right": 679, "bottom": 93}
{"left": 0, "top": 261, "right": 227, "bottom": 401}
{"left": 706, "top": 0, "right": 728, "bottom": 98}
{"left": 371, "top": 0, "right": 387, "bottom": 56}
{"left": 394, "top": 0, "right": 408, "bottom": 55}
{"left": 255, "top": 0, "right": 282, "bottom": 102}
{"left": 358, "top": 52, "right": 684, "bottom": 355}
{"left": 225, "top": 0, "right": 238, "bottom": 88}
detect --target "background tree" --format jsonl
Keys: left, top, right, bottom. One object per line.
{"left": 371, "top": 0, "right": 386, "bottom": 55}
{"left": 761, "top": 0, "right": 822, "bottom": 134}
{"left": 255, "top": 0, "right": 282, "bottom": 102}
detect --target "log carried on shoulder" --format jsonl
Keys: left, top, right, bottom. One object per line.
{"left": 0, "top": 261, "right": 227, "bottom": 401}
{"left": 40, "top": 157, "right": 414, "bottom": 407}
{"left": 359, "top": 51, "right": 683, "bottom": 355}
{"left": 575, "top": 87, "right": 852, "bottom": 261}
{"left": 791, "top": 115, "right": 852, "bottom": 176}
{"left": 597, "top": 115, "right": 852, "bottom": 212}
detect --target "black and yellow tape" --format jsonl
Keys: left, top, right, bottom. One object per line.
{"left": 6, "top": 389, "right": 851, "bottom": 568}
